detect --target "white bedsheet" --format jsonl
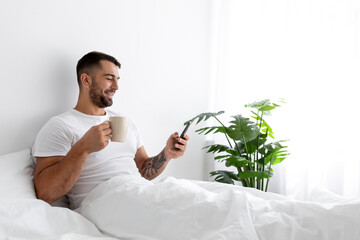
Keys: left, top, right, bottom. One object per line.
{"left": 78, "top": 176, "right": 360, "bottom": 240}
{"left": 0, "top": 198, "right": 117, "bottom": 240}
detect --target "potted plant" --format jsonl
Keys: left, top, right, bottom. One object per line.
{"left": 185, "top": 99, "right": 289, "bottom": 192}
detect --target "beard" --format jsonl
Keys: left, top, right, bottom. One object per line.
{"left": 89, "top": 79, "right": 113, "bottom": 108}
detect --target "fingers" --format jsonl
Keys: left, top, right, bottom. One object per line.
{"left": 103, "top": 128, "right": 112, "bottom": 137}
{"left": 94, "top": 122, "right": 112, "bottom": 139}
{"left": 180, "top": 134, "right": 190, "bottom": 141}
{"left": 176, "top": 137, "right": 187, "bottom": 146}
{"left": 174, "top": 142, "right": 186, "bottom": 151}
{"left": 185, "top": 134, "right": 190, "bottom": 140}
{"left": 172, "top": 132, "right": 179, "bottom": 139}
{"left": 172, "top": 133, "right": 189, "bottom": 151}
{"left": 100, "top": 121, "right": 111, "bottom": 129}
{"left": 171, "top": 132, "right": 190, "bottom": 140}
{"left": 82, "top": 123, "right": 112, "bottom": 153}
{"left": 97, "top": 122, "right": 111, "bottom": 135}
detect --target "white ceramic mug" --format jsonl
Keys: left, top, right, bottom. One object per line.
{"left": 109, "top": 117, "right": 128, "bottom": 142}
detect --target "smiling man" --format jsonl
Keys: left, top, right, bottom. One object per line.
{"left": 32, "top": 51, "right": 189, "bottom": 209}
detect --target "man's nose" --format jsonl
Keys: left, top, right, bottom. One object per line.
{"left": 112, "top": 80, "right": 119, "bottom": 90}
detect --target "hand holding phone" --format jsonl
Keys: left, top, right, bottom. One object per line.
{"left": 173, "top": 122, "right": 191, "bottom": 150}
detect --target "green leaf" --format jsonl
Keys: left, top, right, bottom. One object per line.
{"left": 196, "top": 126, "right": 227, "bottom": 135}
{"left": 279, "top": 98, "right": 287, "bottom": 104}
{"left": 204, "top": 144, "right": 236, "bottom": 155}
{"left": 245, "top": 99, "right": 284, "bottom": 114}
{"left": 264, "top": 146, "right": 289, "bottom": 165}
{"left": 185, "top": 111, "right": 225, "bottom": 126}
{"left": 210, "top": 170, "right": 238, "bottom": 184}
{"left": 214, "top": 154, "right": 230, "bottom": 161}
{"left": 258, "top": 105, "right": 276, "bottom": 111}
{"left": 260, "top": 119, "right": 273, "bottom": 136}
{"left": 227, "top": 115, "right": 259, "bottom": 141}
{"left": 271, "top": 150, "right": 290, "bottom": 165}
{"left": 237, "top": 171, "right": 270, "bottom": 180}
{"left": 259, "top": 143, "right": 275, "bottom": 154}
{"left": 224, "top": 155, "right": 252, "bottom": 168}
{"left": 256, "top": 156, "right": 265, "bottom": 165}
{"left": 246, "top": 137, "right": 267, "bottom": 154}
{"left": 250, "top": 111, "right": 274, "bottom": 139}
{"left": 265, "top": 151, "right": 278, "bottom": 165}
{"left": 233, "top": 142, "right": 247, "bottom": 155}
{"left": 245, "top": 99, "right": 271, "bottom": 109}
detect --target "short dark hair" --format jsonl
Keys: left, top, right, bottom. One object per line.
{"left": 76, "top": 51, "right": 121, "bottom": 87}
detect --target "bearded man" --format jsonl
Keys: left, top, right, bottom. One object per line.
{"left": 32, "top": 51, "right": 189, "bottom": 209}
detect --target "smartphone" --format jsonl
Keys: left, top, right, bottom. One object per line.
{"left": 173, "top": 122, "right": 191, "bottom": 150}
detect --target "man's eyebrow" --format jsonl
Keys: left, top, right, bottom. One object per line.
{"left": 103, "top": 73, "right": 120, "bottom": 79}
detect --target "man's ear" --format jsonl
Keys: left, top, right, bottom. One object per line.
{"left": 80, "top": 73, "right": 92, "bottom": 89}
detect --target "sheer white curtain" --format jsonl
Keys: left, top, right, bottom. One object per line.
{"left": 209, "top": 0, "right": 360, "bottom": 200}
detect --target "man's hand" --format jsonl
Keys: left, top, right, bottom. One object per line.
{"left": 79, "top": 122, "right": 112, "bottom": 154}
{"left": 164, "top": 132, "right": 190, "bottom": 160}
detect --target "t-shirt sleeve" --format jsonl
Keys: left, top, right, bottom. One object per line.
{"left": 128, "top": 119, "right": 143, "bottom": 149}
{"left": 136, "top": 130, "right": 144, "bottom": 150}
{"left": 32, "top": 118, "right": 73, "bottom": 158}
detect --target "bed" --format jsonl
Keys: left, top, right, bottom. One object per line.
{"left": 0, "top": 149, "right": 117, "bottom": 240}
{"left": 1, "top": 148, "right": 360, "bottom": 240}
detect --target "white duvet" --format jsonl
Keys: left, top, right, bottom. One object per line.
{"left": 77, "top": 176, "right": 360, "bottom": 240}
{"left": 2, "top": 148, "right": 358, "bottom": 240}
{"left": 0, "top": 198, "right": 116, "bottom": 240}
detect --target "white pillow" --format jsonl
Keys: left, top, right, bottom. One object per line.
{"left": 0, "top": 149, "right": 36, "bottom": 199}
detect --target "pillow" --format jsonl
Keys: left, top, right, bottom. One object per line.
{"left": 0, "top": 149, "right": 36, "bottom": 199}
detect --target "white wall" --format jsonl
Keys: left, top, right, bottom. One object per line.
{"left": 0, "top": 0, "right": 212, "bottom": 181}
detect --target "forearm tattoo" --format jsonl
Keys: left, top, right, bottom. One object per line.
{"left": 141, "top": 150, "right": 167, "bottom": 178}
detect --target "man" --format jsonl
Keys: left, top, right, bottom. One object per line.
{"left": 32, "top": 51, "right": 189, "bottom": 209}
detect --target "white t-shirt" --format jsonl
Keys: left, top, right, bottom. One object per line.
{"left": 32, "top": 109, "right": 143, "bottom": 209}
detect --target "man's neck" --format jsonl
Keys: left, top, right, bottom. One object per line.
{"left": 74, "top": 102, "right": 106, "bottom": 116}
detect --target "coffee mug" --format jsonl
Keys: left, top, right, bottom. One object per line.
{"left": 109, "top": 117, "right": 128, "bottom": 142}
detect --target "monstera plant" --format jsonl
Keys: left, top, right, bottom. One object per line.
{"left": 185, "top": 99, "right": 289, "bottom": 192}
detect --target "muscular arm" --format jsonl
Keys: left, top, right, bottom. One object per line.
{"left": 34, "top": 122, "right": 111, "bottom": 204}
{"left": 135, "top": 132, "right": 189, "bottom": 180}
{"left": 34, "top": 142, "right": 89, "bottom": 204}
{"left": 135, "top": 147, "right": 169, "bottom": 180}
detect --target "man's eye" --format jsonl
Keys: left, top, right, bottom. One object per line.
{"left": 106, "top": 78, "right": 112, "bottom": 81}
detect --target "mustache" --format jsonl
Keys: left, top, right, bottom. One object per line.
{"left": 104, "top": 89, "right": 116, "bottom": 94}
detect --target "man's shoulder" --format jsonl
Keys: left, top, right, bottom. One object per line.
{"left": 42, "top": 109, "right": 80, "bottom": 132}
{"left": 47, "top": 109, "right": 75, "bottom": 124}
{"left": 32, "top": 110, "right": 75, "bottom": 159}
